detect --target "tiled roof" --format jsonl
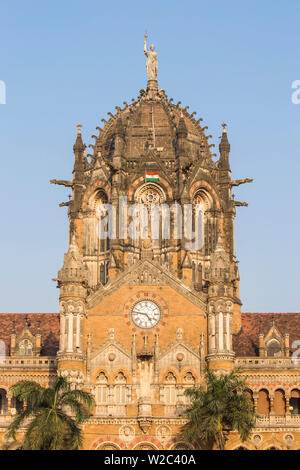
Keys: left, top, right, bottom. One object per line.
{"left": 233, "top": 312, "right": 300, "bottom": 357}
{"left": 0, "top": 312, "right": 299, "bottom": 359}
{"left": 0, "top": 313, "right": 60, "bottom": 356}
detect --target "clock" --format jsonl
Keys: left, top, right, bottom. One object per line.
{"left": 131, "top": 300, "right": 161, "bottom": 329}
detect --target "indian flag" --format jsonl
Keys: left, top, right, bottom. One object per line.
{"left": 145, "top": 171, "right": 159, "bottom": 182}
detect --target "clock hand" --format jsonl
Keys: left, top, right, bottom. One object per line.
{"left": 133, "top": 311, "right": 152, "bottom": 321}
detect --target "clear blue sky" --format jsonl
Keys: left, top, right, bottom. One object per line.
{"left": 0, "top": 0, "right": 299, "bottom": 313}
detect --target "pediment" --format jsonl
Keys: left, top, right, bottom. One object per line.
{"left": 159, "top": 341, "right": 200, "bottom": 371}
{"left": 87, "top": 259, "right": 207, "bottom": 311}
{"left": 264, "top": 324, "right": 284, "bottom": 344}
{"left": 91, "top": 340, "right": 131, "bottom": 370}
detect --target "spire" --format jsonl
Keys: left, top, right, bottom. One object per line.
{"left": 57, "top": 233, "right": 87, "bottom": 287}
{"left": 73, "top": 123, "right": 85, "bottom": 152}
{"left": 259, "top": 319, "right": 264, "bottom": 336}
{"left": 218, "top": 122, "right": 231, "bottom": 170}
{"left": 271, "top": 314, "right": 275, "bottom": 328}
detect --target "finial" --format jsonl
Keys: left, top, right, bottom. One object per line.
{"left": 77, "top": 123, "right": 82, "bottom": 135}
{"left": 222, "top": 122, "right": 227, "bottom": 133}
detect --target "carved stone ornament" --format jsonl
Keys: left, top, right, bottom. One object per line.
{"left": 156, "top": 425, "right": 171, "bottom": 445}
{"left": 252, "top": 434, "right": 262, "bottom": 449}
{"left": 119, "top": 425, "right": 135, "bottom": 444}
{"left": 138, "top": 417, "right": 153, "bottom": 434}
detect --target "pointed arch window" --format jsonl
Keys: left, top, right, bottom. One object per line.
{"left": 114, "top": 372, "right": 127, "bottom": 404}
{"left": 18, "top": 339, "right": 33, "bottom": 356}
{"left": 96, "top": 372, "right": 108, "bottom": 404}
{"left": 164, "top": 372, "right": 177, "bottom": 404}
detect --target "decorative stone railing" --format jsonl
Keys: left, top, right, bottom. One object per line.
{"left": 235, "top": 357, "right": 300, "bottom": 369}
{"left": 256, "top": 414, "right": 300, "bottom": 426}
{"left": 0, "top": 357, "right": 57, "bottom": 369}
{"left": 0, "top": 414, "right": 12, "bottom": 426}
{"left": 95, "top": 405, "right": 127, "bottom": 416}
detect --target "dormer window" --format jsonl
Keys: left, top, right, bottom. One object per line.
{"left": 19, "top": 339, "right": 33, "bottom": 356}
{"left": 266, "top": 338, "right": 281, "bottom": 357}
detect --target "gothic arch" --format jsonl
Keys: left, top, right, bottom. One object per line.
{"left": 166, "top": 439, "right": 194, "bottom": 450}
{"left": 90, "top": 437, "right": 125, "bottom": 450}
{"left": 129, "top": 437, "right": 162, "bottom": 450}
{"left": 257, "top": 389, "right": 270, "bottom": 415}
{"left": 82, "top": 181, "right": 111, "bottom": 211}
{"left": 190, "top": 180, "right": 221, "bottom": 210}
{"left": 134, "top": 182, "right": 166, "bottom": 205}
{"left": 0, "top": 388, "right": 8, "bottom": 414}
{"left": 180, "top": 368, "right": 199, "bottom": 384}
{"left": 88, "top": 188, "right": 109, "bottom": 211}
{"left": 128, "top": 176, "right": 173, "bottom": 201}
{"left": 159, "top": 367, "right": 179, "bottom": 384}
{"left": 113, "top": 368, "right": 132, "bottom": 384}
{"left": 91, "top": 368, "right": 111, "bottom": 383}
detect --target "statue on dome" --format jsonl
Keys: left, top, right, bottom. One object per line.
{"left": 144, "top": 32, "right": 158, "bottom": 81}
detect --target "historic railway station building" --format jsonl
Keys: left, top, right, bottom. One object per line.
{"left": 0, "top": 42, "right": 300, "bottom": 450}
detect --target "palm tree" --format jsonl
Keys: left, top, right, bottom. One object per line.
{"left": 6, "top": 376, "right": 95, "bottom": 450}
{"left": 182, "top": 369, "right": 256, "bottom": 450}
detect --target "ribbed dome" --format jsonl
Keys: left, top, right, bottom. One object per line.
{"left": 88, "top": 81, "right": 215, "bottom": 165}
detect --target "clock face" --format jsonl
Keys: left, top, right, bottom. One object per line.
{"left": 132, "top": 300, "right": 161, "bottom": 329}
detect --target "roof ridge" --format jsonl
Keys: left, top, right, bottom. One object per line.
{"left": 0, "top": 312, "right": 59, "bottom": 315}
{"left": 242, "top": 312, "right": 300, "bottom": 314}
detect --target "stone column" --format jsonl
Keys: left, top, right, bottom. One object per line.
{"left": 60, "top": 313, "right": 66, "bottom": 352}
{"left": 286, "top": 393, "right": 291, "bottom": 416}
{"left": 208, "top": 311, "right": 216, "bottom": 353}
{"left": 269, "top": 394, "right": 274, "bottom": 416}
{"left": 75, "top": 312, "right": 82, "bottom": 353}
{"left": 253, "top": 393, "right": 258, "bottom": 413}
{"left": 67, "top": 312, "right": 74, "bottom": 352}
{"left": 218, "top": 311, "right": 223, "bottom": 351}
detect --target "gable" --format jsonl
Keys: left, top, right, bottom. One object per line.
{"left": 87, "top": 259, "right": 207, "bottom": 311}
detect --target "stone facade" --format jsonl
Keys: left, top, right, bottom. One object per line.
{"left": 0, "top": 68, "right": 300, "bottom": 451}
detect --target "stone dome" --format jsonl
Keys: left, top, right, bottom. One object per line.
{"left": 87, "top": 80, "right": 216, "bottom": 166}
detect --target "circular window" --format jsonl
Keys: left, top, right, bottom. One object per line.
{"left": 132, "top": 300, "right": 161, "bottom": 329}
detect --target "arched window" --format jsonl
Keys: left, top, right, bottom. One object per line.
{"left": 95, "top": 190, "right": 110, "bottom": 254}
{"left": 192, "top": 190, "right": 215, "bottom": 255}
{"left": 96, "top": 372, "right": 108, "bottom": 404}
{"left": 164, "top": 372, "right": 177, "bottom": 404}
{"left": 18, "top": 339, "right": 33, "bottom": 356}
{"left": 274, "top": 389, "right": 286, "bottom": 415}
{"left": 0, "top": 389, "right": 8, "bottom": 414}
{"left": 290, "top": 389, "right": 300, "bottom": 414}
{"left": 134, "top": 183, "right": 166, "bottom": 252}
{"left": 257, "top": 389, "right": 270, "bottom": 415}
{"left": 114, "top": 372, "right": 127, "bottom": 404}
{"left": 266, "top": 339, "right": 281, "bottom": 357}
{"left": 245, "top": 389, "right": 255, "bottom": 411}
{"left": 11, "top": 397, "right": 24, "bottom": 413}
{"left": 183, "top": 372, "right": 196, "bottom": 405}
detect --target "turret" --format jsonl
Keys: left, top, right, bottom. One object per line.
{"left": 218, "top": 122, "right": 231, "bottom": 171}
{"left": 206, "top": 236, "right": 235, "bottom": 372}
{"left": 56, "top": 234, "right": 87, "bottom": 385}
